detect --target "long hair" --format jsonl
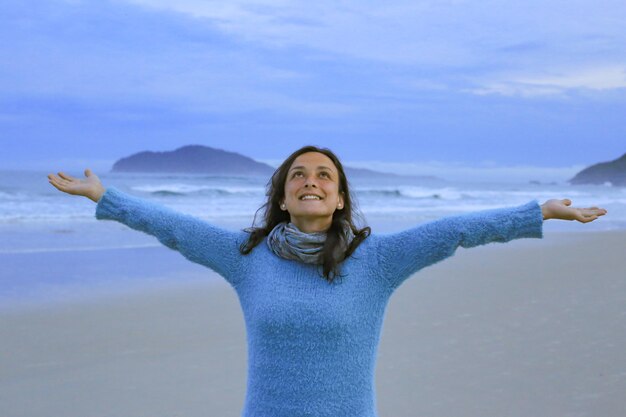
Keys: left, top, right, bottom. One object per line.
{"left": 239, "top": 145, "right": 371, "bottom": 283}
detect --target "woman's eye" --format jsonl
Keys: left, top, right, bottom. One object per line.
{"left": 291, "top": 171, "right": 330, "bottom": 179}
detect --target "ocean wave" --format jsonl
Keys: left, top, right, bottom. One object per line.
{"left": 0, "top": 190, "right": 30, "bottom": 201}
{"left": 131, "top": 184, "right": 264, "bottom": 196}
{"left": 354, "top": 186, "right": 600, "bottom": 201}
{"left": 355, "top": 186, "right": 559, "bottom": 200}
{"left": 354, "top": 186, "right": 456, "bottom": 200}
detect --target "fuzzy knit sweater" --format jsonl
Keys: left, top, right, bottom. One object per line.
{"left": 95, "top": 187, "right": 544, "bottom": 417}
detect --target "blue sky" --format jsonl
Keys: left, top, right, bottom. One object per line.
{"left": 1, "top": 0, "right": 625, "bottom": 175}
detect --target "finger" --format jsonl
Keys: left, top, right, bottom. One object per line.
{"left": 50, "top": 175, "right": 71, "bottom": 189}
{"left": 562, "top": 199, "right": 572, "bottom": 206}
{"left": 579, "top": 208, "right": 591, "bottom": 216}
{"left": 574, "top": 208, "right": 593, "bottom": 222}
{"left": 579, "top": 208, "right": 604, "bottom": 222}
{"left": 584, "top": 206, "right": 605, "bottom": 212}
{"left": 59, "top": 172, "right": 79, "bottom": 182}
{"left": 576, "top": 214, "right": 593, "bottom": 223}
{"left": 585, "top": 208, "right": 607, "bottom": 216}
{"left": 48, "top": 173, "right": 63, "bottom": 181}
{"left": 48, "top": 177, "right": 66, "bottom": 191}
{"left": 58, "top": 172, "right": 74, "bottom": 181}
{"left": 52, "top": 176, "right": 69, "bottom": 186}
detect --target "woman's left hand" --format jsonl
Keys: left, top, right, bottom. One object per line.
{"left": 541, "top": 199, "right": 607, "bottom": 222}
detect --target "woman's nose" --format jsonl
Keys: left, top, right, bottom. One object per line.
{"left": 304, "top": 176, "right": 318, "bottom": 187}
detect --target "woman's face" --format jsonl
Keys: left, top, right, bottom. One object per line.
{"left": 281, "top": 152, "right": 344, "bottom": 233}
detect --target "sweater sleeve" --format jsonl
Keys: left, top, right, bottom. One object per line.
{"left": 374, "top": 200, "right": 544, "bottom": 289}
{"left": 95, "top": 186, "right": 246, "bottom": 286}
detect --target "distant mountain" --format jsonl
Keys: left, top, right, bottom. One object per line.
{"left": 111, "top": 145, "right": 275, "bottom": 176}
{"left": 110, "top": 144, "right": 442, "bottom": 181}
{"left": 569, "top": 153, "right": 626, "bottom": 186}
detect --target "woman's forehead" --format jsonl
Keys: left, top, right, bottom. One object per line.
{"left": 290, "top": 152, "right": 337, "bottom": 171}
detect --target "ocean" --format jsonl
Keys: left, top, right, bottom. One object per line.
{"left": 1, "top": 169, "right": 625, "bottom": 308}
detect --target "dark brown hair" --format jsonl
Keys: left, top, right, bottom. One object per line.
{"left": 239, "top": 145, "right": 371, "bottom": 283}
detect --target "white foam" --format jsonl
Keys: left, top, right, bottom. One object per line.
{"left": 131, "top": 183, "right": 264, "bottom": 195}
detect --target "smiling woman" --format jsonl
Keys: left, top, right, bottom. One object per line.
{"left": 240, "top": 146, "right": 371, "bottom": 282}
{"left": 47, "top": 146, "right": 607, "bottom": 417}
{"left": 282, "top": 152, "right": 344, "bottom": 232}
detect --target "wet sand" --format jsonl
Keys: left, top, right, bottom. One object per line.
{"left": 1, "top": 231, "right": 625, "bottom": 417}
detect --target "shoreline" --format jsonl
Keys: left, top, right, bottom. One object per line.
{"left": 1, "top": 229, "right": 622, "bottom": 312}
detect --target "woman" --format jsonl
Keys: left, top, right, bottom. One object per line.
{"left": 48, "top": 145, "right": 607, "bottom": 417}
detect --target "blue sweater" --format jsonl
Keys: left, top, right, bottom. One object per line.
{"left": 95, "top": 187, "right": 544, "bottom": 417}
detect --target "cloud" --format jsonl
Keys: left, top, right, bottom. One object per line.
{"left": 5, "top": 0, "right": 626, "bottom": 108}
{"left": 117, "top": 0, "right": 626, "bottom": 100}
{"left": 120, "top": 1, "right": 626, "bottom": 62}
{"left": 518, "top": 66, "right": 626, "bottom": 90}
{"left": 0, "top": 0, "right": 358, "bottom": 116}
{"left": 2, "top": 0, "right": 626, "bottom": 171}
{"left": 118, "top": 1, "right": 494, "bottom": 67}
{"left": 466, "top": 66, "right": 626, "bottom": 97}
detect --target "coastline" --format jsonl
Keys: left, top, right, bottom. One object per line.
{"left": 1, "top": 230, "right": 625, "bottom": 416}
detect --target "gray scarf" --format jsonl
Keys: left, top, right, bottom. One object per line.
{"left": 267, "top": 221, "right": 355, "bottom": 264}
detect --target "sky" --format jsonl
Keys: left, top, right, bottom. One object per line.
{"left": 1, "top": 0, "right": 625, "bottom": 177}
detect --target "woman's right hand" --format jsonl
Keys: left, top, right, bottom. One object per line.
{"left": 48, "top": 168, "right": 106, "bottom": 203}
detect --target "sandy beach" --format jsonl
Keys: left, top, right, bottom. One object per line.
{"left": 1, "top": 230, "right": 625, "bottom": 417}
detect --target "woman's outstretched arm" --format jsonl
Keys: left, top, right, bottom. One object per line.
{"left": 373, "top": 199, "right": 607, "bottom": 290}
{"left": 47, "top": 169, "right": 246, "bottom": 285}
